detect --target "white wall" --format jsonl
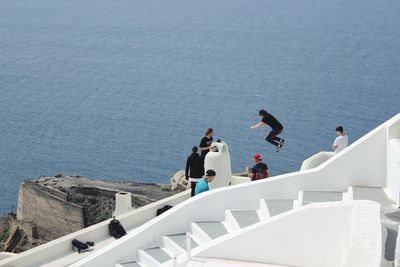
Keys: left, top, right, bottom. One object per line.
{"left": 0, "top": 253, "right": 15, "bottom": 261}
{"left": 194, "top": 201, "right": 381, "bottom": 267}
{"left": 231, "top": 176, "right": 251, "bottom": 185}
{"left": 387, "top": 139, "right": 400, "bottom": 206}
{"left": 195, "top": 204, "right": 354, "bottom": 267}
{"left": 341, "top": 202, "right": 382, "bottom": 267}
{"left": 386, "top": 116, "right": 400, "bottom": 206}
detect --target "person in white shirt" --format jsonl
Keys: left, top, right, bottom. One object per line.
{"left": 332, "top": 126, "right": 349, "bottom": 154}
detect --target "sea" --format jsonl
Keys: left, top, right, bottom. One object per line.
{"left": 0, "top": 0, "right": 399, "bottom": 213}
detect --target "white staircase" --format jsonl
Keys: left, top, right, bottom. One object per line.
{"left": 113, "top": 186, "right": 400, "bottom": 267}
{"left": 115, "top": 189, "right": 353, "bottom": 267}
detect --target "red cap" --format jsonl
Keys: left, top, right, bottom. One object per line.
{"left": 253, "top": 154, "right": 262, "bottom": 161}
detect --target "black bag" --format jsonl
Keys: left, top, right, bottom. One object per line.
{"left": 72, "top": 239, "right": 94, "bottom": 253}
{"left": 156, "top": 205, "right": 173, "bottom": 216}
{"left": 109, "top": 219, "right": 127, "bottom": 239}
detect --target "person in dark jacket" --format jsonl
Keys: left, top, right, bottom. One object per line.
{"left": 185, "top": 146, "right": 204, "bottom": 197}
{"left": 251, "top": 109, "right": 285, "bottom": 152}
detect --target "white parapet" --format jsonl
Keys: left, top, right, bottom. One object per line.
{"left": 114, "top": 192, "right": 132, "bottom": 216}
{"left": 0, "top": 253, "right": 15, "bottom": 261}
{"left": 204, "top": 142, "right": 233, "bottom": 190}
{"left": 300, "top": 151, "right": 335, "bottom": 171}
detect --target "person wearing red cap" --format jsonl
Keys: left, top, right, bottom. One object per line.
{"left": 246, "top": 154, "right": 270, "bottom": 181}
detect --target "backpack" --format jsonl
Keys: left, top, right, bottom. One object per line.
{"left": 71, "top": 239, "right": 94, "bottom": 253}
{"left": 252, "top": 164, "right": 269, "bottom": 181}
{"left": 109, "top": 219, "right": 127, "bottom": 239}
{"left": 156, "top": 205, "right": 173, "bottom": 216}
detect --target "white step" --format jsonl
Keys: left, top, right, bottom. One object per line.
{"left": 352, "top": 187, "right": 393, "bottom": 207}
{"left": 191, "top": 221, "right": 228, "bottom": 243}
{"left": 229, "top": 210, "right": 260, "bottom": 228}
{"left": 137, "top": 247, "right": 172, "bottom": 267}
{"left": 163, "top": 233, "right": 198, "bottom": 253}
{"left": 115, "top": 261, "right": 142, "bottom": 267}
{"left": 264, "top": 199, "right": 294, "bottom": 216}
{"left": 300, "top": 191, "right": 344, "bottom": 206}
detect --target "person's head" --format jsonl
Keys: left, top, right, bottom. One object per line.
{"left": 205, "top": 128, "right": 214, "bottom": 137}
{"left": 253, "top": 153, "right": 262, "bottom": 163}
{"left": 336, "top": 126, "right": 344, "bottom": 136}
{"left": 112, "top": 216, "right": 116, "bottom": 220}
{"left": 205, "top": 169, "right": 216, "bottom": 182}
{"left": 259, "top": 109, "right": 268, "bottom": 118}
{"left": 192, "top": 146, "right": 198, "bottom": 153}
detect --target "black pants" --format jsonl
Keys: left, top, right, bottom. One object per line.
{"left": 191, "top": 182, "right": 197, "bottom": 197}
{"left": 266, "top": 128, "right": 283, "bottom": 146}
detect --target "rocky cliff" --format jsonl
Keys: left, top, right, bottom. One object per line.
{"left": 1, "top": 174, "right": 180, "bottom": 253}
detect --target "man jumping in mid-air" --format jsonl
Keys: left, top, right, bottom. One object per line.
{"left": 251, "top": 109, "right": 285, "bottom": 152}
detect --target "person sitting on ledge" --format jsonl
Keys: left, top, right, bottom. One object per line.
{"left": 246, "top": 153, "right": 270, "bottom": 181}
{"left": 195, "top": 169, "right": 216, "bottom": 195}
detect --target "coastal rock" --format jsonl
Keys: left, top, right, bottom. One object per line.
{"left": 170, "top": 170, "right": 190, "bottom": 191}
{"left": 6, "top": 175, "right": 177, "bottom": 253}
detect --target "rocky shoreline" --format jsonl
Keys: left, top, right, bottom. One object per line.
{"left": 0, "top": 174, "right": 183, "bottom": 253}
{"left": 36, "top": 175, "right": 179, "bottom": 226}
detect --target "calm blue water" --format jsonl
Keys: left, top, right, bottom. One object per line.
{"left": 0, "top": 0, "right": 399, "bottom": 213}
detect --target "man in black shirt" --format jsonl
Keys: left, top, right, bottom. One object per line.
{"left": 185, "top": 146, "right": 204, "bottom": 197}
{"left": 199, "top": 128, "right": 214, "bottom": 160}
{"left": 251, "top": 109, "right": 285, "bottom": 152}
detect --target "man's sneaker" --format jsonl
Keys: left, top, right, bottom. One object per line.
{"left": 276, "top": 139, "right": 285, "bottom": 152}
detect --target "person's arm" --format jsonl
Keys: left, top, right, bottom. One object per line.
{"left": 246, "top": 167, "right": 254, "bottom": 179}
{"left": 332, "top": 139, "right": 338, "bottom": 150}
{"left": 266, "top": 169, "right": 271, "bottom": 178}
{"left": 185, "top": 158, "right": 190, "bottom": 180}
{"left": 200, "top": 146, "right": 211, "bottom": 151}
{"left": 250, "top": 122, "right": 265, "bottom": 129}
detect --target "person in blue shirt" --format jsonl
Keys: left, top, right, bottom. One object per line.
{"left": 195, "top": 169, "right": 216, "bottom": 195}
